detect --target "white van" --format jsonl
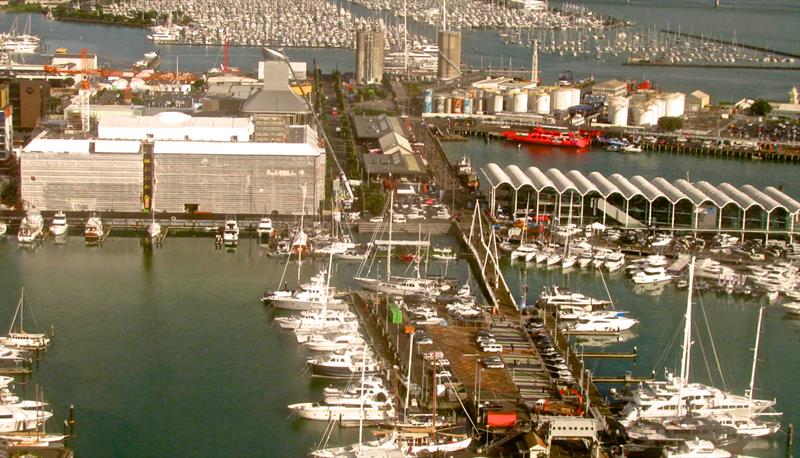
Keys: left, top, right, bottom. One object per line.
{"left": 481, "top": 343, "right": 503, "bottom": 353}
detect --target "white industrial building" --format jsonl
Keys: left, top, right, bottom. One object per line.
{"left": 686, "top": 90, "right": 711, "bottom": 112}
{"left": 21, "top": 113, "right": 325, "bottom": 215}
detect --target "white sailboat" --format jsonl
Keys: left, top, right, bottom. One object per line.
{"left": 0, "top": 289, "right": 50, "bottom": 351}
{"left": 619, "top": 258, "right": 776, "bottom": 426}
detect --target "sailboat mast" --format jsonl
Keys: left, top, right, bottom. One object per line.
{"left": 387, "top": 191, "right": 394, "bottom": 281}
{"left": 677, "top": 256, "right": 696, "bottom": 417}
{"left": 747, "top": 306, "right": 765, "bottom": 418}
{"left": 358, "top": 343, "right": 367, "bottom": 449}
{"left": 19, "top": 288, "right": 24, "bottom": 334}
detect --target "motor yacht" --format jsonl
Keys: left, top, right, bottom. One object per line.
{"left": 83, "top": 215, "right": 103, "bottom": 243}
{"left": 0, "top": 404, "right": 52, "bottom": 432}
{"left": 578, "top": 251, "right": 594, "bottom": 268}
{"left": 256, "top": 217, "right": 273, "bottom": 239}
{"left": 49, "top": 212, "right": 68, "bottom": 236}
{"left": 539, "top": 285, "right": 611, "bottom": 308}
{"left": 782, "top": 302, "right": 800, "bottom": 315}
{"left": 287, "top": 400, "right": 395, "bottom": 423}
{"left": 222, "top": 220, "right": 239, "bottom": 246}
{"left": 604, "top": 251, "right": 626, "bottom": 271}
{"left": 632, "top": 266, "right": 673, "bottom": 285}
{"left": 273, "top": 309, "right": 358, "bottom": 332}
{"left": 17, "top": 211, "right": 44, "bottom": 244}
{"left": 264, "top": 270, "right": 347, "bottom": 311}
{"left": 431, "top": 247, "right": 457, "bottom": 261}
{"left": 304, "top": 333, "right": 365, "bottom": 352}
{"left": 307, "top": 351, "right": 382, "bottom": 379}
{"left": 661, "top": 439, "right": 731, "bottom": 458}
{"left": 567, "top": 311, "right": 638, "bottom": 334}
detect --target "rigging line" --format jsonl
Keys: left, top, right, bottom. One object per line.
{"left": 697, "top": 291, "right": 727, "bottom": 390}
{"left": 277, "top": 245, "right": 293, "bottom": 290}
{"left": 693, "top": 318, "right": 716, "bottom": 388}
{"left": 650, "top": 315, "right": 684, "bottom": 374}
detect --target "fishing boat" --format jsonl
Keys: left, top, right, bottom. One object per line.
{"left": 0, "top": 289, "right": 50, "bottom": 351}
{"left": 502, "top": 127, "right": 590, "bottom": 148}
{"left": 17, "top": 211, "right": 44, "bottom": 244}
{"left": 49, "top": 212, "right": 68, "bottom": 236}
{"left": 84, "top": 215, "right": 103, "bottom": 243}
{"left": 222, "top": 220, "right": 239, "bottom": 246}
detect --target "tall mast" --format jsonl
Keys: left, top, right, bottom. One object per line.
{"left": 403, "top": 0, "right": 408, "bottom": 75}
{"left": 678, "top": 256, "right": 695, "bottom": 416}
{"left": 531, "top": 38, "right": 539, "bottom": 86}
{"left": 387, "top": 190, "right": 393, "bottom": 281}
{"left": 747, "top": 306, "right": 765, "bottom": 418}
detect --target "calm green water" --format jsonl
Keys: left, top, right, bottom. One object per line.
{"left": 0, "top": 235, "right": 474, "bottom": 457}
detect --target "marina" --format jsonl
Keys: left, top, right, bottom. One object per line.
{"left": 0, "top": 0, "right": 797, "bottom": 456}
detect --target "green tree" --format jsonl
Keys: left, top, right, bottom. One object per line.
{"left": 363, "top": 184, "right": 386, "bottom": 216}
{"left": 657, "top": 116, "right": 683, "bottom": 132}
{"left": 749, "top": 99, "right": 772, "bottom": 117}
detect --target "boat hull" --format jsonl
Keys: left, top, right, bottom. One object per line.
{"left": 309, "top": 363, "right": 382, "bottom": 379}
{"left": 271, "top": 299, "right": 348, "bottom": 311}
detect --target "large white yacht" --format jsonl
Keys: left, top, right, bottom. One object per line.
{"left": 83, "top": 215, "right": 103, "bottom": 243}
{"left": 17, "top": 211, "right": 44, "bottom": 244}
{"left": 539, "top": 285, "right": 611, "bottom": 308}
{"left": 307, "top": 350, "right": 382, "bottom": 379}
{"left": 287, "top": 399, "right": 395, "bottom": 423}
{"left": 661, "top": 439, "right": 731, "bottom": 458}
{"left": 49, "top": 211, "right": 69, "bottom": 236}
{"left": 631, "top": 266, "right": 673, "bottom": 285}
{"left": 567, "top": 311, "right": 638, "bottom": 334}
{"left": 222, "top": 220, "right": 239, "bottom": 246}
{"left": 256, "top": 217, "right": 273, "bottom": 239}
{"left": 273, "top": 309, "right": 358, "bottom": 332}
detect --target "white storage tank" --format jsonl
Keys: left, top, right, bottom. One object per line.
{"left": 491, "top": 93, "right": 504, "bottom": 113}
{"left": 631, "top": 102, "right": 659, "bottom": 126}
{"left": 551, "top": 87, "right": 580, "bottom": 111}
{"left": 533, "top": 92, "right": 551, "bottom": 115}
{"left": 513, "top": 91, "right": 529, "bottom": 113}
{"left": 475, "top": 96, "right": 484, "bottom": 114}
{"left": 653, "top": 97, "right": 667, "bottom": 118}
{"left": 444, "top": 97, "right": 453, "bottom": 113}
{"left": 607, "top": 96, "right": 629, "bottom": 127}
{"left": 664, "top": 92, "right": 686, "bottom": 117}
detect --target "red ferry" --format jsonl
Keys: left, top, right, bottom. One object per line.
{"left": 502, "top": 127, "right": 590, "bottom": 148}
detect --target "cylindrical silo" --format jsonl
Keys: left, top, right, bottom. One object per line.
{"left": 608, "top": 96, "right": 629, "bottom": 126}
{"left": 444, "top": 97, "right": 453, "bottom": 114}
{"left": 475, "top": 96, "right": 484, "bottom": 114}
{"left": 653, "top": 97, "right": 666, "bottom": 118}
{"left": 452, "top": 96, "right": 463, "bottom": 114}
{"left": 491, "top": 93, "right": 504, "bottom": 113}
{"left": 664, "top": 92, "right": 685, "bottom": 117}
{"left": 423, "top": 89, "right": 433, "bottom": 113}
{"left": 534, "top": 92, "right": 550, "bottom": 114}
{"left": 551, "top": 87, "right": 579, "bottom": 111}
{"left": 463, "top": 97, "right": 473, "bottom": 115}
{"left": 435, "top": 96, "right": 445, "bottom": 113}
{"left": 568, "top": 87, "right": 581, "bottom": 107}
{"left": 504, "top": 92, "right": 516, "bottom": 113}
{"left": 632, "top": 102, "right": 658, "bottom": 126}
{"left": 513, "top": 91, "right": 529, "bottom": 113}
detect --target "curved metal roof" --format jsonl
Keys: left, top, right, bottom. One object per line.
{"left": 674, "top": 179, "right": 713, "bottom": 205}
{"left": 717, "top": 183, "right": 760, "bottom": 210}
{"left": 482, "top": 163, "right": 800, "bottom": 217}
{"left": 588, "top": 172, "right": 621, "bottom": 198}
{"left": 630, "top": 175, "right": 665, "bottom": 202}
{"left": 741, "top": 185, "right": 784, "bottom": 213}
{"left": 546, "top": 168, "right": 579, "bottom": 194}
{"left": 506, "top": 164, "right": 535, "bottom": 190}
{"left": 695, "top": 181, "right": 735, "bottom": 208}
{"left": 609, "top": 173, "right": 645, "bottom": 200}
{"left": 763, "top": 186, "right": 800, "bottom": 214}
{"left": 482, "top": 163, "right": 513, "bottom": 188}
{"left": 651, "top": 177, "right": 690, "bottom": 204}
{"left": 525, "top": 166, "right": 557, "bottom": 192}
{"left": 566, "top": 170, "right": 600, "bottom": 196}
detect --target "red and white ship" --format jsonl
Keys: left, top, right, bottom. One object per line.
{"left": 502, "top": 127, "right": 590, "bottom": 148}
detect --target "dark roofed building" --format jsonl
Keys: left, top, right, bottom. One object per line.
{"left": 353, "top": 114, "right": 404, "bottom": 140}
{"left": 362, "top": 151, "right": 427, "bottom": 182}
{"left": 241, "top": 61, "right": 312, "bottom": 142}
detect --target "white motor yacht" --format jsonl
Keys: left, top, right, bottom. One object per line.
{"left": 604, "top": 252, "right": 626, "bottom": 271}
{"left": 256, "top": 217, "right": 273, "bottom": 238}
{"left": 17, "top": 211, "right": 44, "bottom": 244}
{"left": 539, "top": 285, "right": 611, "bottom": 308}
{"left": 287, "top": 400, "right": 395, "bottom": 423}
{"left": 0, "top": 221, "right": 6, "bottom": 237}
{"left": 49, "top": 211, "right": 68, "bottom": 236}
{"left": 307, "top": 351, "right": 382, "bottom": 379}
{"left": 593, "top": 248, "right": 612, "bottom": 267}
{"left": 561, "top": 254, "right": 578, "bottom": 268}
{"left": 273, "top": 310, "right": 358, "bottom": 331}
{"left": 0, "top": 404, "right": 52, "bottom": 432}
{"left": 265, "top": 270, "right": 347, "bottom": 311}
{"left": 304, "top": 333, "right": 365, "bottom": 352}
{"left": 222, "top": 220, "right": 239, "bottom": 246}
{"left": 322, "top": 378, "right": 390, "bottom": 405}
{"left": 781, "top": 302, "right": 800, "bottom": 315}
{"left": 632, "top": 267, "right": 673, "bottom": 285}
{"left": 84, "top": 215, "right": 103, "bottom": 243}
{"left": 568, "top": 311, "right": 638, "bottom": 334}
{"left": 431, "top": 247, "right": 457, "bottom": 261}
{"left": 578, "top": 251, "right": 594, "bottom": 268}
{"left": 661, "top": 439, "right": 731, "bottom": 458}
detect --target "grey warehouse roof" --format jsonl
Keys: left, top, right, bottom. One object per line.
{"left": 481, "top": 163, "right": 800, "bottom": 216}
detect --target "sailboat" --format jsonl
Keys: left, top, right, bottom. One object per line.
{"left": 146, "top": 204, "right": 161, "bottom": 243}
{"left": 618, "top": 258, "right": 777, "bottom": 426}
{"left": 0, "top": 289, "right": 50, "bottom": 351}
